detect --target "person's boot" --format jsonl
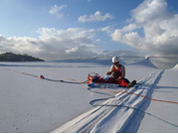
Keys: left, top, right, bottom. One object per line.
{"left": 126, "top": 80, "right": 136, "bottom": 89}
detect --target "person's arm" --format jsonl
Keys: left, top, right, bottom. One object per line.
{"left": 106, "top": 65, "right": 114, "bottom": 75}
{"left": 116, "top": 66, "right": 125, "bottom": 81}
{"left": 119, "top": 66, "right": 125, "bottom": 79}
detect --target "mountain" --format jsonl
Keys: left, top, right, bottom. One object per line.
{"left": 0, "top": 52, "right": 44, "bottom": 61}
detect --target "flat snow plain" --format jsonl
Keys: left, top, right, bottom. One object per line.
{"left": 0, "top": 59, "right": 178, "bottom": 133}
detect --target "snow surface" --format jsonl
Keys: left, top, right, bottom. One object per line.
{"left": 172, "top": 63, "right": 178, "bottom": 70}
{"left": 0, "top": 59, "right": 178, "bottom": 133}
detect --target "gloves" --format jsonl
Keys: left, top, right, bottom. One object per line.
{"left": 104, "top": 75, "right": 110, "bottom": 81}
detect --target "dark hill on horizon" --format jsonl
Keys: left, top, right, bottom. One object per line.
{"left": 0, "top": 52, "right": 44, "bottom": 62}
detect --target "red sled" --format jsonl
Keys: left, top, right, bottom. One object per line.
{"left": 87, "top": 72, "right": 136, "bottom": 88}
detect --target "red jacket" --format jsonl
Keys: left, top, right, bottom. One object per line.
{"left": 112, "top": 64, "right": 124, "bottom": 78}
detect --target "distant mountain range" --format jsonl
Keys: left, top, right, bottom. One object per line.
{"left": 0, "top": 52, "right": 44, "bottom": 61}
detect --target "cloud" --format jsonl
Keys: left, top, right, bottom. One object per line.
{"left": 0, "top": 35, "right": 43, "bottom": 59}
{"left": 65, "top": 47, "right": 78, "bottom": 54}
{"left": 78, "top": 11, "right": 115, "bottom": 23}
{"left": 49, "top": 4, "right": 67, "bottom": 17}
{"left": 111, "top": 0, "right": 178, "bottom": 57}
{"left": 0, "top": 23, "right": 145, "bottom": 62}
{"left": 37, "top": 28, "right": 101, "bottom": 59}
{"left": 0, "top": 25, "right": 142, "bottom": 62}
{"left": 0, "top": 27, "right": 103, "bottom": 60}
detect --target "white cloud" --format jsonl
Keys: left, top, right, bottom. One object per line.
{"left": 0, "top": 35, "right": 41, "bottom": 54}
{"left": 1, "top": 24, "right": 126, "bottom": 61}
{"left": 65, "top": 47, "right": 78, "bottom": 54}
{"left": 78, "top": 11, "right": 115, "bottom": 23}
{"left": 1, "top": 26, "right": 141, "bottom": 61}
{"left": 49, "top": 4, "right": 67, "bottom": 17}
{"left": 111, "top": 0, "right": 178, "bottom": 57}
{"left": 121, "top": 23, "right": 139, "bottom": 32}
{"left": 0, "top": 27, "right": 102, "bottom": 60}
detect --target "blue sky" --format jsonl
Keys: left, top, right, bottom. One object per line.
{"left": 0, "top": 0, "right": 178, "bottom": 65}
{"left": 0, "top": 0, "right": 143, "bottom": 37}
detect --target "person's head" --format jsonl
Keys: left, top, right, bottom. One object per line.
{"left": 112, "top": 56, "right": 119, "bottom": 65}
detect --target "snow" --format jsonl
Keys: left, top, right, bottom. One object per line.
{"left": 172, "top": 63, "right": 178, "bottom": 70}
{"left": 0, "top": 59, "right": 178, "bottom": 133}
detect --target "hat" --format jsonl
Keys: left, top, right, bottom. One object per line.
{"left": 112, "top": 56, "right": 119, "bottom": 63}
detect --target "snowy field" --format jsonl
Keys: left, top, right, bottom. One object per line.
{"left": 0, "top": 59, "right": 178, "bottom": 133}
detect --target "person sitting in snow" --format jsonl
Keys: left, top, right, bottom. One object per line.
{"left": 105, "top": 56, "right": 136, "bottom": 88}
{"left": 88, "top": 56, "right": 136, "bottom": 88}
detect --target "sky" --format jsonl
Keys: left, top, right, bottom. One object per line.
{"left": 0, "top": 0, "right": 178, "bottom": 68}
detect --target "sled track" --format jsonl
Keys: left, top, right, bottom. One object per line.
{"left": 53, "top": 70, "right": 165, "bottom": 133}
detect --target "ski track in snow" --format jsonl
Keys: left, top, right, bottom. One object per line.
{"left": 53, "top": 70, "right": 164, "bottom": 133}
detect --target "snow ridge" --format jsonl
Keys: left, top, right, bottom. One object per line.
{"left": 53, "top": 70, "right": 164, "bottom": 133}
{"left": 172, "top": 63, "right": 178, "bottom": 70}
{"left": 130, "top": 59, "right": 157, "bottom": 68}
